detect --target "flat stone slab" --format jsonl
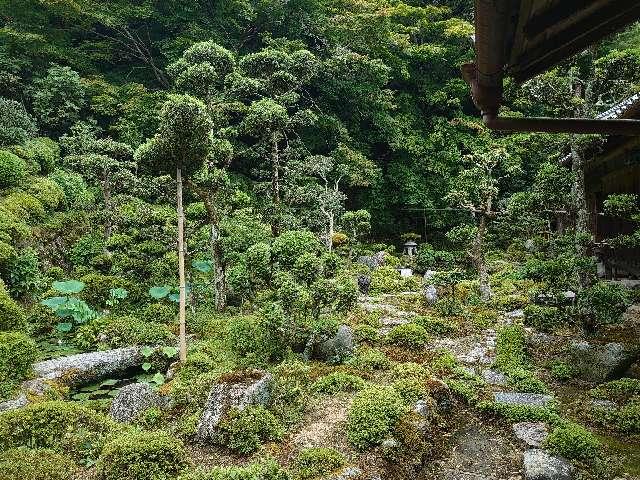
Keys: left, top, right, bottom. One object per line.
{"left": 513, "top": 422, "right": 549, "bottom": 448}
{"left": 483, "top": 369, "right": 508, "bottom": 386}
{"left": 110, "top": 382, "right": 164, "bottom": 422}
{"left": 34, "top": 346, "right": 144, "bottom": 386}
{"left": 494, "top": 392, "right": 553, "bottom": 407}
{"left": 197, "top": 371, "right": 272, "bottom": 442}
{"left": 523, "top": 449, "right": 573, "bottom": 480}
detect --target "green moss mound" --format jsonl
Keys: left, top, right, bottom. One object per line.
{"left": 347, "top": 385, "right": 406, "bottom": 450}
{"left": 178, "top": 458, "right": 287, "bottom": 480}
{"left": 0, "top": 447, "right": 77, "bottom": 480}
{"left": 0, "top": 401, "right": 115, "bottom": 461}
{"left": 218, "top": 405, "right": 284, "bottom": 454}
{"left": 96, "top": 430, "right": 187, "bottom": 480}
{"left": 0, "top": 280, "right": 26, "bottom": 332}
{"left": 0, "top": 331, "right": 37, "bottom": 399}
{"left": 293, "top": 447, "right": 346, "bottom": 480}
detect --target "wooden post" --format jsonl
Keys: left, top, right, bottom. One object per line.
{"left": 177, "top": 167, "right": 187, "bottom": 362}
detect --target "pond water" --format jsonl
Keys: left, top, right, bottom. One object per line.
{"left": 70, "top": 366, "right": 160, "bottom": 403}
{"left": 36, "top": 336, "right": 83, "bottom": 361}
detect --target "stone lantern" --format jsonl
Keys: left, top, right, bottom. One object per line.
{"left": 403, "top": 240, "right": 418, "bottom": 257}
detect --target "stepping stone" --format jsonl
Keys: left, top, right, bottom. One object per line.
{"left": 513, "top": 422, "right": 549, "bottom": 448}
{"left": 483, "top": 369, "right": 508, "bottom": 386}
{"left": 494, "top": 392, "right": 553, "bottom": 407}
{"left": 523, "top": 449, "right": 573, "bottom": 480}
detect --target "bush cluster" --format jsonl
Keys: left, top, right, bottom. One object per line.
{"left": 0, "top": 401, "right": 115, "bottom": 461}
{"left": 346, "top": 346, "right": 390, "bottom": 371}
{"left": 292, "top": 447, "right": 346, "bottom": 480}
{"left": 312, "top": 371, "right": 367, "bottom": 394}
{"left": 0, "top": 280, "right": 26, "bottom": 331}
{"left": 544, "top": 423, "right": 601, "bottom": 462}
{"left": 494, "top": 324, "right": 547, "bottom": 394}
{"left": 0, "top": 447, "right": 77, "bottom": 480}
{"left": 346, "top": 385, "right": 406, "bottom": 449}
{"left": 96, "top": 430, "right": 187, "bottom": 480}
{"left": 218, "top": 405, "right": 284, "bottom": 454}
{"left": 523, "top": 304, "right": 566, "bottom": 332}
{"left": 75, "top": 315, "right": 174, "bottom": 350}
{"left": 577, "top": 282, "right": 630, "bottom": 331}
{"left": 0, "top": 331, "right": 37, "bottom": 399}
{"left": 386, "top": 323, "right": 429, "bottom": 350}
{"left": 0, "top": 150, "right": 27, "bottom": 188}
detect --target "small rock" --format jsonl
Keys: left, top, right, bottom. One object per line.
{"left": 423, "top": 270, "right": 437, "bottom": 281}
{"left": 398, "top": 268, "right": 413, "bottom": 277}
{"left": 315, "top": 325, "right": 355, "bottom": 364}
{"left": 422, "top": 284, "right": 438, "bottom": 304}
{"left": 591, "top": 399, "right": 617, "bottom": 410}
{"left": 357, "top": 275, "right": 371, "bottom": 295}
{"left": 523, "top": 449, "right": 573, "bottom": 480}
{"left": 494, "top": 392, "right": 553, "bottom": 407}
{"left": 513, "top": 422, "right": 549, "bottom": 448}
{"left": 381, "top": 437, "right": 400, "bottom": 449}
{"left": 482, "top": 369, "right": 507, "bottom": 386}
{"left": 110, "top": 382, "right": 163, "bottom": 422}
{"left": 197, "top": 371, "right": 272, "bottom": 442}
{"left": 506, "top": 309, "right": 525, "bottom": 319}
{"left": 567, "top": 341, "right": 639, "bottom": 383}
{"left": 330, "top": 467, "right": 364, "bottom": 480}
{"left": 0, "top": 394, "right": 28, "bottom": 412}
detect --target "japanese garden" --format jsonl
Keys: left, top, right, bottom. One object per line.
{"left": 1, "top": 1, "right": 640, "bottom": 479}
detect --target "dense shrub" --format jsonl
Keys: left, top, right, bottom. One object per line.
{"left": 271, "top": 230, "right": 321, "bottom": 268}
{"left": 576, "top": 282, "right": 631, "bottom": 331}
{"left": 494, "top": 325, "right": 547, "bottom": 393}
{"left": 293, "top": 252, "right": 322, "bottom": 285}
{"left": 141, "top": 302, "right": 177, "bottom": 324}
{"left": 544, "top": 423, "right": 601, "bottom": 462}
{"left": 0, "top": 280, "right": 26, "bottom": 331}
{"left": 0, "top": 97, "right": 37, "bottom": 146}
{"left": 49, "top": 169, "right": 92, "bottom": 208}
{"left": 0, "top": 150, "right": 27, "bottom": 188}
{"left": 386, "top": 323, "right": 429, "bottom": 350}
{"left": 0, "top": 447, "right": 77, "bottom": 480}
{"left": 32, "top": 66, "right": 86, "bottom": 133}
{"left": 293, "top": 447, "right": 346, "bottom": 480}
{"left": 268, "top": 360, "right": 312, "bottom": 426}
{"left": 75, "top": 315, "right": 174, "bottom": 349}
{"left": 590, "top": 378, "right": 640, "bottom": 402}
{"left": 70, "top": 233, "right": 107, "bottom": 267}
{"left": 523, "top": 304, "right": 566, "bottom": 332}
{"left": 370, "top": 266, "right": 403, "bottom": 294}
{"left": 312, "top": 371, "right": 367, "bottom": 394}
{"left": 178, "top": 458, "right": 287, "bottom": 480}
{"left": 2, "top": 191, "right": 45, "bottom": 221}
{"left": 0, "top": 331, "right": 37, "bottom": 399}
{"left": 218, "top": 405, "right": 284, "bottom": 454}
{"left": 8, "top": 247, "right": 40, "bottom": 298}
{"left": 96, "top": 430, "right": 187, "bottom": 480}
{"left": 353, "top": 323, "right": 379, "bottom": 344}
{"left": 548, "top": 360, "right": 576, "bottom": 381}
{"left": 346, "top": 346, "right": 390, "bottom": 371}
{"left": 0, "top": 401, "right": 115, "bottom": 460}
{"left": 347, "top": 385, "right": 406, "bottom": 449}
{"left": 24, "top": 137, "right": 60, "bottom": 173}
{"left": 29, "top": 177, "right": 66, "bottom": 211}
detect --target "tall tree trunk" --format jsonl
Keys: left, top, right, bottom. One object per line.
{"left": 211, "top": 223, "right": 226, "bottom": 311}
{"left": 571, "top": 140, "right": 592, "bottom": 290}
{"left": 103, "top": 171, "right": 112, "bottom": 243}
{"left": 475, "top": 211, "right": 492, "bottom": 302}
{"left": 176, "top": 167, "right": 187, "bottom": 363}
{"left": 271, "top": 133, "right": 280, "bottom": 237}
{"left": 327, "top": 212, "right": 334, "bottom": 251}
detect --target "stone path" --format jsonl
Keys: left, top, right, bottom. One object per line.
{"left": 420, "top": 414, "right": 522, "bottom": 480}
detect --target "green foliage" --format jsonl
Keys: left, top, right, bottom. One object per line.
{"left": 0, "top": 447, "right": 77, "bottom": 480}
{"left": 293, "top": 252, "right": 322, "bottom": 285}
{"left": 392, "top": 378, "right": 427, "bottom": 405}
{"left": 0, "top": 280, "right": 26, "bottom": 331}
{"left": 178, "top": 458, "right": 288, "bottom": 480}
{"left": 312, "top": 371, "right": 367, "bottom": 394}
{"left": 218, "top": 405, "right": 284, "bottom": 454}
{"left": 29, "top": 177, "right": 66, "bottom": 210}
{"left": 0, "top": 150, "right": 27, "bottom": 188}
{"left": 75, "top": 315, "right": 173, "bottom": 349}
{"left": 576, "top": 282, "right": 631, "bottom": 331}
{"left": 0, "top": 97, "right": 37, "bottom": 146}
{"left": 96, "top": 430, "right": 187, "bottom": 480}
{"left": 523, "top": 304, "right": 566, "bottom": 332}
{"left": 590, "top": 378, "right": 640, "bottom": 402}
{"left": 293, "top": 447, "right": 346, "bottom": 480}
{"left": 494, "top": 324, "right": 547, "bottom": 394}
{"left": 414, "top": 315, "right": 458, "bottom": 335}
{"left": 0, "top": 401, "right": 115, "bottom": 461}
{"left": 8, "top": 247, "right": 40, "bottom": 298}
{"left": 347, "top": 385, "right": 406, "bottom": 450}
{"left": 370, "top": 266, "right": 403, "bottom": 294}
{"left": 477, "top": 401, "right": 561, "bottom": 424}
{"left": 392, "top": 362, "right": 430, "bottom": 381}
{"left": 346, "top": 346, "right": 390, "bottom": 371}
{"left": 48, "top": 169, "right": 91, "bottom": 208}
{"left": 353, "top": 323, "right": 380, "bottom": 344}
{"left": 0, "top": 331, "right": 37, "bottom": 399}
{"left": 549, "top": 361, "right": 576, "bottom": 381}
{"left": 32, "top": 66, "right": 86, "bottom": 133}
{"left": 23, "top": 137, "right": 60, "bottom": 173}
{"left": 386, "top": 323, "right": 429, "bottom": 350}
{"left": 544, "top": 423, "right": 601, "bottom": 462}
{"left": 271, "top": 230, "right": 321, "bottom": 269}
{"left": 268, "top": 360, "right": 312, "bottom": 426}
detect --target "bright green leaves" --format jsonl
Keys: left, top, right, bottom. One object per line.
{"left": 52, "top": 280, "right": 85, "bottom": 294}
{"left": 149, "top": 286, "right": 170, "bottom": 300}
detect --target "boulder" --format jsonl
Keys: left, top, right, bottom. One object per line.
{"left": 494, "top": 392, "right": 553, "bottom": 407}
{"left": 357, "top": 275, "right": 371, "bottom": 295}
{"left": 423, "top": 270, "right": 437, "bottom": 282}
{"left": 398, "top": 268, "right": 413, "bottom": 277}
{"left": 567, "top": 341, "right": 639, "bottom": 383}
{"left": 110, "top": 382, "right": 163, "bottom": 422}
{"left": 513, "top": 422, "right": 549, "bottom": 448}
{"left": 357, "top": 251, "right": 386, "bottom": 269}
{"left": 197, "top": 370, "right": 272, "bottom": 442}
{"left": 0, "top": 394, "right": 27, "bottom": 412}
{"left": 523, "top": 449, "right": 573, "bottom": 480}
{"left": 315, "top": 325, "right": 355, "bottom": 364}
{"left": 33, "top": 346, "right": 144, "bottom": 387}
{"left": 482, "top": 369, "right": 507, "bottom": 386}
{"left": 423, "top": 284, "right": 438, "bottom": 304}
